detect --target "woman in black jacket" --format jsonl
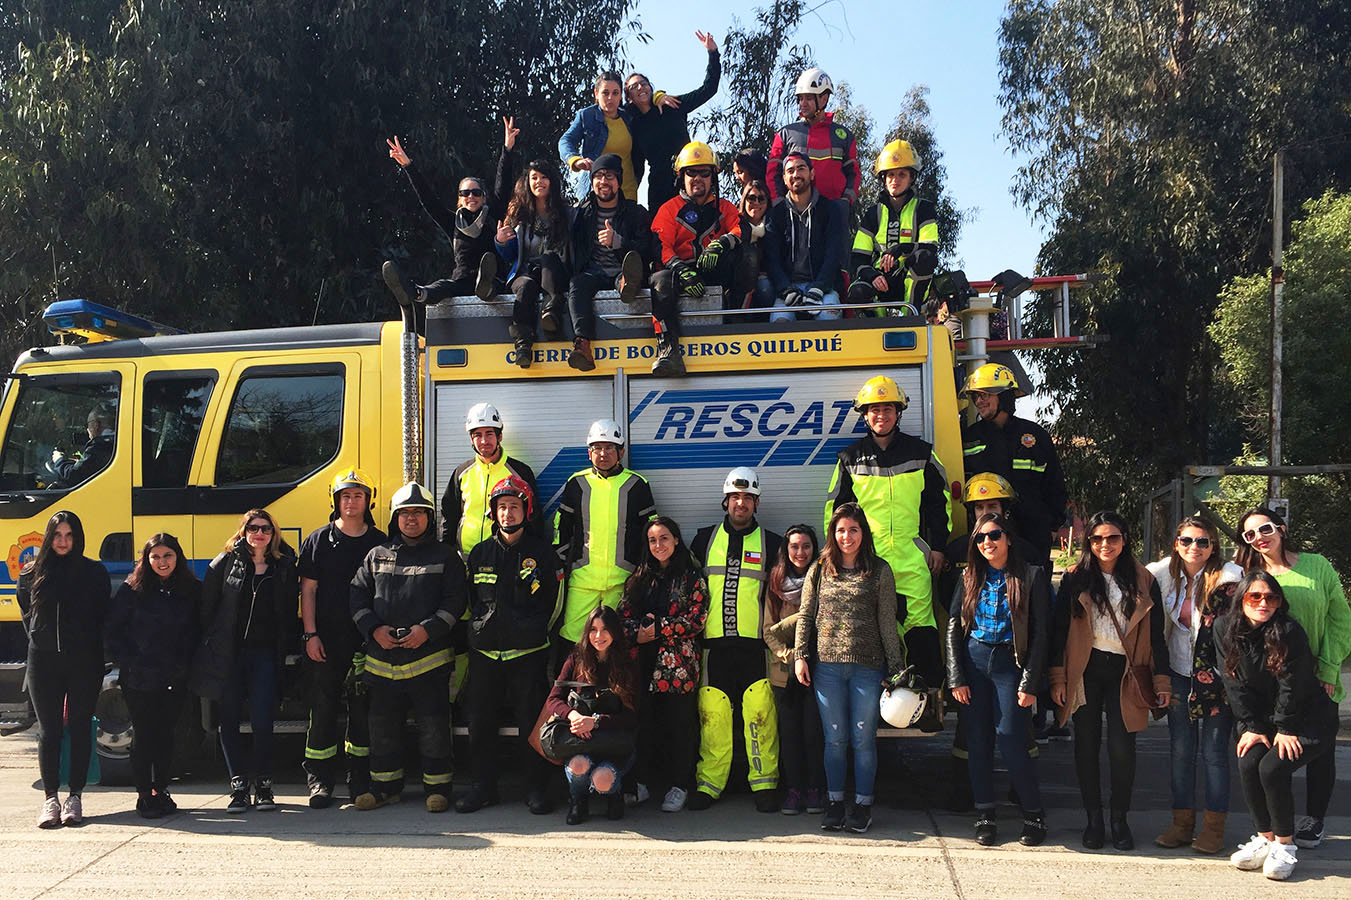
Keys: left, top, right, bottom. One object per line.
{"left": 946, "top": 513, "right": 1051, "bottom": 847}
{"left": 190, "top": 509, "right": 297, "bottom": 814}
{"left": 1216, "top": 571, "right": 1340, "bottom": 881}
{"left": 18, "top": 510, "right": 109, "bottom": 829}
{"left": 105, "top": 533, "right": 201, "bottom": 818}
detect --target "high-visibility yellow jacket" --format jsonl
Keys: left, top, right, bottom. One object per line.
{"left": 440, "top": 450, "right": 542, "bottom": 559}
{"left": 691, "top": 517, "right": 781, "bottom": 642}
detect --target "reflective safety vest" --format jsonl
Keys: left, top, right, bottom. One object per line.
{"left": 445, "top": 450, "right": 538, "bottom": 559}
{"left": 702, "top": 525, "right": 766, "bottom": 640}
{"left": 556, "top": 467, "right": 652, "bottom": 594}
{"left": 852, "top": 195, "right": 939, "bottom": 306}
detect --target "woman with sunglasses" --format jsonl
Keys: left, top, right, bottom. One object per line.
{"left": 1050, "top": 510, "right": 1168, "bottom": 850}
{"left": 946, "top": 513, "right": 1051, "bottom": 846}
{"left": 734, "top": 179, "right": 775, "bottom": 320}
{"left": 190, "top": 509, "right": 298, "bottom": 814}
{"left": 1216, "top": 572, "right": 1340, "bottom": 880}
{"left": 1233, "top": 507, "right": 1349, "bottom": 850}
{"left": 1146, "top": 516, "right": 1243, "bottom": 853}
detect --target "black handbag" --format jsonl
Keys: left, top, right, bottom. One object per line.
{"left": 537, "top": 681, "right": 635, "bottom": 763}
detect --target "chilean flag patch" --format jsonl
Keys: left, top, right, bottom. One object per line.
{"left": 743, "top": 550, "right": 762, "bottom": 566}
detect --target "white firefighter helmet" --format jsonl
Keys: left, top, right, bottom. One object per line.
{"left": 794, "top": 67, "right": 833, "bottom": 96}
{"left": 587, "top": 418, "right": 624, "bottom": 447}
{"left": 722, "top": 466, "right": 761, "bottom": 497}
{"left": 465, "top": 402, "right": 503, "bottom": 433}
{"left": 880, "top": 684, "right": 927, "bottom": 729}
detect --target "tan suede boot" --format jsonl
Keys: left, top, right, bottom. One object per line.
{"left": 1153, "top": 808, "right": 1195, "bottom": 848}
{"left": 1191, "top": 810, "right": 1226, "bottom": 854}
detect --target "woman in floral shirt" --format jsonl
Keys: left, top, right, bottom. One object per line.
{"left": 620, "top": 516, "right": 709, "bottom": 812}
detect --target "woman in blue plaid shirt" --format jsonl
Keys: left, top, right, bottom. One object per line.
{"left": 945, "top": 512, "right": 1052, "bottom": 847}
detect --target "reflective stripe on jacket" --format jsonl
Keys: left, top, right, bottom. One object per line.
{"left": 692, "top": 519, "right": 781, "bottom": 641}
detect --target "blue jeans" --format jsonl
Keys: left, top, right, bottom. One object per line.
{"left": 1166, "top": 674, "right": 1232, "bottom": 811}
{"left": 565, "top": 752, "right": 635, "bottom": 801}
{"left": 218, "top": 646, "right": 278, "bottom": 780}
{"left": 963, "top": 638, "right": 1042, "bottom": 811}
{"left": 814, "top": 661, "right": 883, "bottom": 805}
{"left": 770, "top": 281, "right": 842, "bottom": 323}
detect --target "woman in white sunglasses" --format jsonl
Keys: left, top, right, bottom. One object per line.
{"left": 1146, "top": 516, "right": 1243, "bottom": 853}
{"left": 1233, "top": 506, "right": 1350, "bottom": 851}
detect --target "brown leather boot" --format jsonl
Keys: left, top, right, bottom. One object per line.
{"left": 1191, "top": 810, "right": 1226, "bottom": 854}
{"left": 1153, "top": 808, "right": 1195, "bottom": 848}
{"left": 568, "top": 337, "right": 595, "bottom": 372}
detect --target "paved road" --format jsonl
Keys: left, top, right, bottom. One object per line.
{"left": 3, "top": 716, "right": 1347, "bottom": 899}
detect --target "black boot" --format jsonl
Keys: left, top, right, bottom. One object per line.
{"left": 566, "top": 796, "right": 589, "bottom": 825}
{"left": 1110, "top": 811, "right": 1134, "bottom": 850}
{"left": 619, "top": 251, "right": 644, "bottom": 303}
{"left": 475, "top": 252, "right": 498, "bottom": 301}
{"left": 382, "top": 260, "right": 423, "bottom": 307}
{"left": 974, "top": 809, "right": 997, "bottom": 846}
{"left": 1082, "top": 808, "right": 1105, "bottom": 849}
{"left": 651, "top": 332, "right": 685, "bottom": 377}
{"left": 540, "top": 299, "right": 563, "bottom": 335}
{"left": 513, "top": 336, "right": 533, "bottom": 369}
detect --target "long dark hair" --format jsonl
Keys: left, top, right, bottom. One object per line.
{"left": 505, "top": 160, "right": 569, "bottom": 248}
{"left": 1066, "top": 510, "right": 1141, "bottom": 619}
{"left": 767, "top": 523, "right": 819, "bottom": 622}
{"left": 1233, "top": 506, "right": 1296, "bottom": 571}
{"left": 1223, "top": 570, "right": 1293, "bottom": 680}
{"left": 962, "top": 513, "right": 1025, "bottom": 626}
{"left": 28, "top": 510, "right": 86, "bottom": 600}
{"left": 624, "top": 516, "right": 698, "bottom": 596}
{"left": 127, "top": 533, "right": 199, "bottom": 593}
{"left": 572, "top": 606, "right": 637, "bottom": 711}
{"left": 1167, "top": 515, "right": 1229, "bottom": 615}
{"left": 225, "top": 508, "right": 282, "bottom": 560}
{"left": 820, "top": 503, "right": 877, "bottom": 578}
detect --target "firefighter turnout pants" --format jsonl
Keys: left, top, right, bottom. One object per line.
{"left": 303, "top": 649, "right": 370, "bottom": 793}
{"left": 465, "top": 649, "right": 552, "bottom": 793}
{"left": 695, "top": 642, "right": 778, "bottom": 798}
{"left": 367, "top": 670, "right": 453, "bottom": 797}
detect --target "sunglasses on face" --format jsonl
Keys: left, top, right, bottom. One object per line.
{"left": 1242, "top": 522, "right": 1279, "bottom": 543}
{"left": 684, "top": 167, "right": 714, "bottom": 179}
{"left": 1176, "top": 536, "right": 1212, "bottom": 549}
{"left": 1243, "top": 591, "right": 1279, "bottom": 607}
{"left": 745, "top": 194, "right": 767, "bottom": 204}
{"left": 975, "top": 529, "right": 1005, "bottom": 544}
{"left": 245, "top": 523, "right": 273, "bottom": 534}
{"left": 1089, "top": 533, "right": 1124, "bottom": 546}
{"left": 626, "top": 79, "right": 651, "bottom": 92}
{"left": 457, "top": 188, "right": 485, "bottom": 198}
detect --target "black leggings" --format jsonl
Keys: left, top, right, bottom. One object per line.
{"left": 1306, "top": 738, "right": 1336, "bottom": 819}
{"left": 1238, "top": 733, "right": 1334, "bottom": 837}
{"left": 773, "top": 677, "right": 825, "bottom": 793}
{"left": 636, "top": 690, "right": 698, "bottom": 795}
{"left": 1071, "top": 649, "right": 1136, "bottom": 814}
{"left": 27, "top": 649, "right": 102, "bottom": 796}
{"left": 123, "top": 686, "right": 186, "bottom": 796}
{"left": 510, "top": 255, "right": 568, "bottom": 337}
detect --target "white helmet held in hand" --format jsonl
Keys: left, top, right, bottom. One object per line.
{"left": 587, "top": 418, "right": 624, "bottom": 447}
{"left": 465, "top": 402, "right": 503, "bottom": 433}
{"left": 880, "top": 684, "right": 927, "bottom": 729}
{"left": 722, "top": 466, "right": 761, "bottom": 497}
{"left": 795, "top": 67, "right": 833, "bottom": 96}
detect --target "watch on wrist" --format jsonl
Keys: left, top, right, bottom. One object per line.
{"left": 302, "top": 632, "right": 318, "bottom": 642}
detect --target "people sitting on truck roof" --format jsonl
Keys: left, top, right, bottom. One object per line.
{"left": 564, "top": 154, "right": 652, "bottom": 372}
{"left": 190, "top": 508, "right": 298, "bottom": 816}
{"left": 382, "top": 133, "right": 506, "bottom": 307}
{"left": 824, "top": 376, "right": 952, "bottom": 720}
{"left": 622, "top": 30, "right": 721, "bottom": 212}
{"left": 19, "top": 510, "right": 110, "bottom": 829}
{"left": 619, "top": 515, "right": 709, "bottom": 813}
{"left": 559, "top": 71, "right": 644, "bottom": 203}
{"left": 553, "top": 419, "right": 656, "bottom": 664}
{"left": 764, "top": 152, "right": 845, "bottom": 324}
{"left": 649, "top": 141, "right": 743, "bottom": 377}
{"left": 688, "top": 467, "right": 782, "bottom": 813}
{"left": 496, "top": 117, "right": 573, "bottom": 366}
{"left": 762, "top": 524, "right": 826, "bottom": 816}
{"left": 846, "top": 140, "right": 939, "bottom": 320}
{"left": 732, "top": 180, "right": 775, "bottom": 322}
{"left": 45, "top": 404, "right": 116, "bottom": 489}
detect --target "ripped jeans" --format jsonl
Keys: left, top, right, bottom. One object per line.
{"left": 813, "top": 661, "right": 884, "bottom": 805}
{"left": 565, "top": 752, "right": 635, "bottom": 801}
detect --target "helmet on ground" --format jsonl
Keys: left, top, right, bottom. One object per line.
{"left": 331, "top": 467, "right": 376, "bottom": 503}
{"left": 488, "top": 475, "right": 536, "bottom": 522}
{"left": 880, "top": 684, "right": 927, "bottom": 729}
{"left": 587, "top": 418, "right": 624, "bottom": 447}
{"left": 853, "top": 375, "right": 909, "bottom": 413}
{"left": 794, "top": 67, "right": 833, "bottom": 96}
{"left": 389, "top": 482, "right": 436, "bottom": 514}
{"left": 875, "top": 139, "right": 921, "bottom": 176}
{"left": 673, "top": 141, "right": 717, "bottom": 173}
{"left": 961, "top": 363, "right": 1027, "bottom": 398}
{"left": 722, "top": 466, "right": 761, "bottom": 497}
{"left": 963, "top": 472, "right": 1017, "bottom": 505}
{"left": 465, "top": 402, "right": 504, "bottom": 432}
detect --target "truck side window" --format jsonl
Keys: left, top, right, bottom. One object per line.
{"left": 142, "top": 375, "right": 214, "bottom": 488}
{"left": 0, "top": 374, "right": 121, "bottom": 491}
{"left": 215, "top": 373, "right": 343, "bottom": 486}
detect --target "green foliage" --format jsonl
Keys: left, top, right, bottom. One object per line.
{"left": 1000, "top": 0, "right": 1351, "bottom": 520}
{"left": 0, "top": 0, "right": 642, "bottom": 363}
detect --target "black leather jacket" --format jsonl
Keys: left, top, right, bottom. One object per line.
{"left": 945, "top": 561, "right": 1051, "bottom": 696}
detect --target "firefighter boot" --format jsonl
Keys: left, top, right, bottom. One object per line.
{"left": 651, "top": 332, "right": 685, "bottom": 377}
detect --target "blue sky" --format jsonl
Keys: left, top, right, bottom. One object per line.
{"left": 629, "top": 0, "right": 1047, "bottom": 282}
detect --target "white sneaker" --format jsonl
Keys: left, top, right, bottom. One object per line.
{"left": 1231, "top": 834, "right": 1271, "bottom": 870}
{"left": 661, "top": 786, "right": 688, "bottom": 812}
{"left": 1263, "top": 842, "right": 1298, "bottom": 880}
{"left": 625, "top": 782, "right": 651, "bottom": 808}
{"left": 37, "top": 796, "right": 62, "bottom": 829}
{"left": 61, "top": 794, "right": 84, "bottom": 826}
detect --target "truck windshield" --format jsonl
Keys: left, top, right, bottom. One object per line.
{"left": 0, "top": 374, "right": 120, "bottom": 491}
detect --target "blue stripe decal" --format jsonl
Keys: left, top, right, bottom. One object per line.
{"left": 629, "top": 390, "right": 659, "bottom": 423}
{"left": 652, "top": 388, "right": 786, "bottom": 404}
{"left": 808, "top": 436, "right": 858, "bottom": 466}
{"left": 631, "top": 441, "right": 777, "bottom": 470}
{"left": 764, "top": 439, "right": 820, "bottom": 467}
